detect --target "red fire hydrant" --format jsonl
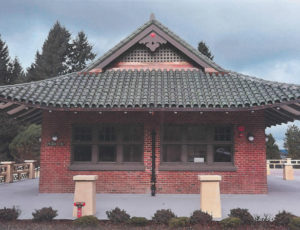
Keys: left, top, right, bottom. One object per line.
{"left": 74, "top": 202, "right": 85, "bottom": 218}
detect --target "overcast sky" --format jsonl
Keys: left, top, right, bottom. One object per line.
{"left": 1, "top": 0, "right": 300, "bottom": 148}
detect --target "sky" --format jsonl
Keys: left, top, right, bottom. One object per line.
{"left": 1, "top": 0, "right": 300, "bottom": 148}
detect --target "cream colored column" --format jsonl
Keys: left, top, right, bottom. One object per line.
{"left": 24, "top": 160, "right": 37, "bottom": 179}
{"left": 266, "top": 160, "right": 270, "bottom": 175}
{"left": 73, "top": 175, "right": 98, "bottom": 217}
{"left": 198, "top": 175, "right": 222, "bottom": 219}
{"left": 283, "top": 158, "right": 294, "bottom": 180}
{"left": 1, "top": 161, "right": 15, "bottom": 183}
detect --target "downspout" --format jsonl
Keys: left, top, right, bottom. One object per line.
{"left": 151, "top": 130, "right": 156, "bottom": 196}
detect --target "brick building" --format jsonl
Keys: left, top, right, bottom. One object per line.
{"left": 1, "top": 16, "right": 300, "bottom": 194}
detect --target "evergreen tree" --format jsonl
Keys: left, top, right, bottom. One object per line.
{"left": 27, "top": 21, "right": 71, "bottom": 81}
{"left": 68, "top": 31, "right": 96, "bottom": 72}
{"left": 266, "top": 134, "right": 281, "bottom": 159}
{"left": 0, "top": 35, "right": 11, "bottom": 85}
{"left": 198, "top": 41, "right": 214, "bottom": 60}
{"left": 284, "top": 125, "right": 300, "bottom": 159}
{"left": 9, "top": 57, "right": 25, "bottom": 83}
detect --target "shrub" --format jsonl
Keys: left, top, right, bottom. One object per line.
{"left": 32, "top": 207, "right": 57, "bottom": 221}
{"left": 152, "top": 209, "right": 176, "bottom": 225}
{"left": 229, "top": 208, "right": 254, "bottom": 225}
{"left": 274, "top": 210, "right": 295, "bottom": 226}
{"left": 289, "top": 217, "right": 300, "bottom": 230}
{"left": 221, "top": 217, "right": 242, "bottom": 229}
{"left": 130, "top": 216, "right": 148, "bottom": 226}
{"left": 190, "top": 210, "right": 212, "bottom": 225}
{"left": 0, "top": 206, "right": 21, "bottom": 221}
{"left": 106, "top": 207, "right": 130, "bottom": 223}
{"left": 73, "top": 215, "right": 99, "bottom": 227}
{"left": 169, "top": 217, "right": 190, "bottom": 228}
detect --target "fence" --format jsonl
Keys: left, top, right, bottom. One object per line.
{"left": 267, "top": 159, "right": 300, "bottom": 169}
{"left": 0, "top": 160, "right": 39, "bottom": 183}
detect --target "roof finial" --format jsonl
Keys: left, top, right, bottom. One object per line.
{"left": 150, "top": 13, "right": 155, "bottom": 21}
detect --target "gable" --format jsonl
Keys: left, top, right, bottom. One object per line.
{"left": 86, "top": 17, "right": 224, "bottom": 73}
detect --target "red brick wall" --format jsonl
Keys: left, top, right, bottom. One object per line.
{"left": 39, "top": 110, "right": 267, "bottom": 194}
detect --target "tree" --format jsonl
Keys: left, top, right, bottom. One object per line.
{"left": 68, "top": 31, "right": 96, "bottom": 72}
{"left": 266, "top": 134, "right": 281, "bottom": 159}
{"left": 198, "top": 41, "right": 214, "bottom": 60}
{"left": 0, "top": 114, "right": 20, "bottom": 161}
{"left": 27, "top": 21, "right": 71, "bottom": 81}
{"left": 0, "top": 35, "right": 11, "bottom": 85}
{"left": 284, "top": 125, "right": 300, "bottom": 159}
{"left": 8, "top": 57, "right": 25, "bottom": 84}
{"left": 9, "top": 124, "right": 41, "bottom": 162}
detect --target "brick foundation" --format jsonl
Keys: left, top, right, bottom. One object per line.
{"left": 39, "top": 110, "right": 267, "bottom": 194}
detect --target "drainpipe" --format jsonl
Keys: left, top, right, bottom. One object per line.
{"left": 151, "top": 130, "right": 156, "bottom": 196}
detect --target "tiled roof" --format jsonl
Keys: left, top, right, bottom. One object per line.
{"left": 84, "top": 18, "right": 224, "bottom": 72}
{"left": 1, "top": 69, "right": 300, "bottom": 110}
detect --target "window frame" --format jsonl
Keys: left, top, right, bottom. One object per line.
{"left": 160, "top": 124, "right": 235, "bottom": 171}
{"left": 70, "top": 124, "right": 145, "bottom": 171}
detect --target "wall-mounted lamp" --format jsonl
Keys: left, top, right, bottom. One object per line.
{"left": 52, "top": 134, "right": 58, "bottom": 142}
{"left": 265, "top": 136, "right": 269, "bottom": 142}
{"left": 38, "top": 137, "right": 42, "bottom": 143}
{"left": 247, "top": 133, "right": 254, "bottom": 142}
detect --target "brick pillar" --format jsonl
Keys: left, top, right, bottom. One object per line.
{"left": 1, "top": 161, "right": 15, "bottom": 183}
{"left": 24, "top": 160, "right": 37, "bottom": 179}
{"left": 198, "top": 175, "right": 222, "bottom": 218}
{"left": 73, "top": 175, "right": 98, "bottom": 217}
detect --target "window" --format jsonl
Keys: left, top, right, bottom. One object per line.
{"left": 72, "top": 124, "right": 144, "bottom": 165}
{"left": 161, "top": 125, "right": 233, "bottom": 165}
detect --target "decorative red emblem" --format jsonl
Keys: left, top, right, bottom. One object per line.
{"left": 150, "top": 32, "right": 156, "bottom": 38}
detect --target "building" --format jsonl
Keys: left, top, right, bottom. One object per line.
{"left": 1, "top": 15, "right": 300, "bottom": 194}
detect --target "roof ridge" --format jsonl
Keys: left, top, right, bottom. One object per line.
{"left": 228, "top": 71, "right": 300, "bottom": 89}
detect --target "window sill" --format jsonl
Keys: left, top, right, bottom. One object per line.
{"left": 69, "top": 163, "right": 145, "bottom": 171}
{"left": 159, "top": 163, "right": 236, "bottom": 171}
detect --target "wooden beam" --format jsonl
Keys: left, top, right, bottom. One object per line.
{"left": 16, "top": 108, "right": 38, "bottom": 119}
{"left": 270, "top": 108, "right": 294, "bottom": 122}
{"left": 7, "top": 105, "right": 27, "bottom": 115}
{"left": 0, "top": 102, "right": 13, "bottom": 109}
{"left": 280, "top": 105, "right": 300, "bottom": 116}
{"left": 265, "top": 110, "right": 286, "bottom": 123}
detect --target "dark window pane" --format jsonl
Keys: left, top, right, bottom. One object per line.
{"left": 163, "top": 145, "right": 181, "bottom": 162}
{"left": 123, "top": 125, "right": 143, "bottom": 142}
{"left": 99, "top": 126, "right": 116, "bottom": 142}
{"left": 99, "top": 145, "right": 116, "bottom": 162}
{"left": 73, "top": 145, "right": 92, "bottom": 161}
{"left": 186, "top": 126, "right": 207, "bottom": 141}
{"left": 214, "top": 127, "right": 232, "bottom": 141}
{"left": 187, "top": 145, "right": 207, "bottom": 162}
{"left": 214, "top": 146, "right": 232, "bottom": 162}
{"left": 163, "top": 126, "right": 181, "bottom": 141}
{"left": 74, "top": 127, "right": 92, "bottom": 141}
{"left": 123, "top": 145, "right": 143, "bottom": 162}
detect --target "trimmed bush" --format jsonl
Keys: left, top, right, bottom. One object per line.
{"left": 169, "top": 217, "right": 190, "bottom": 228}
{"left": 221, "top": 217, "right": 242, "bottom": 229}
{"left": 130, "top": 216, "right": 148, "bottom": 226}
{"left": 229, "top": 208, "right": 254, "bottom": 225}
{"left": 289, "top": 217, "right": 300, "bottom": 230}
{"left": 190, "top": 210, "right": 212, "bottom": 225}
{"left": 32, "top": 207, "right": 57, "bottom": 221}
{"left": 73, "top": 215, "right": 99, "bottom": 227}
{"left": 0, "top": 206, "right": 21, "bottom": 221}
{"left": 106, "top": 207, "right": 130, "bottom": 223}
{"left": 274, "top": 210, "right": 295, "bottom": 226}
{"left": 152, "top": 209, "right": 176, "bottom": 225}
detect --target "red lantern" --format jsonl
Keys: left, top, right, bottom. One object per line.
{"left": 237, "top": 126, "right": 245, "bottom": 137}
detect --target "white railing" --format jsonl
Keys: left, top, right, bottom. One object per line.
{"left": 267, "top": 159, "right": 300, "bottom": 169}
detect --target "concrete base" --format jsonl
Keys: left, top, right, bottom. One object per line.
{"left": 283, "top": 164, "right": 294, "bottom": 180}
{"left": 198, "top": 175, "right": 222, "bottom": 218}
{"left": 73, "top": 175, "right": 98, "bottom": 217}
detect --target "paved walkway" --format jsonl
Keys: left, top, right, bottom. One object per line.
{"left": 0, "top": 169, "right": 300, "bottom": 220}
